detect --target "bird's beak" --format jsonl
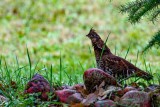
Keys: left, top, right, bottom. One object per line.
{"left": 86, "top": 34, "right": 89, "bottom": 37}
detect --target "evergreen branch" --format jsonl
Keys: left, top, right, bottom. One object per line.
{"left": 131, "top": 1, "right": 156, "bottom": 22}
{"left": 120, "top": 1, "right": 143, "bottom": 13}
{"left": 120, "top": 0, "right": 160, "bottom": 23}
{"left": 119, "top": 0, "right": 160, "bottom": 51}
{"left": 143, "top": 30, "right": 160, "bottom": 52}
{"left": 150, "top": 8, "right": 160, "bottom": 22}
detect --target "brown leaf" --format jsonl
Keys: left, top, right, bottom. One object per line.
{"left": 71, "top": 84, "right": 89, "bottom": 97}
{"left": 69, "top": 103, "right": 85, "bottom": 107}
{"left": 82, "top": 92, "right": 98, "bottom": 106}
{"left": 98, "top": 86, "right": 121, "bottom": 100}
{"left": 131, "top": 82, "right": 139, "bottom": 88}
{"left": 97, "top": 81, "right": 106, "bottom": 99}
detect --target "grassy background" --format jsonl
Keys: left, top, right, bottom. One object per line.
{"left": 0, "top": 0, "right": 160, "bottom": 89}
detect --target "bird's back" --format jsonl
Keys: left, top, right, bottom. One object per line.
{"left": 104, "top": 54, "right": 152, "bottom": 80}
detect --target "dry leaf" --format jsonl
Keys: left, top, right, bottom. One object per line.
{"left": 69, "top": 103, "right": 85, "bottom": 107}
{"left": 72, "top": 84, "right": 89, "bottom": 97}
{"left": 98, "top": 86, "right": 121, "bottom": 100}
{"left": 82, "top": 92, "right": 98, "bottom": 106}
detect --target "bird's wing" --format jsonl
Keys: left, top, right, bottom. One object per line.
{"left": 104, "top": 55, "right": 129, "bottom": 71}
{"left": 104, "top": 55, "right": 152, "bottom": 80}
{"left": 106, "top": 54, "right": 142, "bottom": 75}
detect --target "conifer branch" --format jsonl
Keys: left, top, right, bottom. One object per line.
{"left": 120, "top": 0, "right": 160, "bottom": 23}
{"left": 143, "top": 31, "right": 160, "bottom": 52}
{"left": 120, "top": 0, "right": 160, "bottom": 51}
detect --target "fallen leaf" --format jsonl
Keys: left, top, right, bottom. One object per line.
{"left": 82, "top": 92, "right": 98, "bottom": 106}
{"left": 71, "top": 84, "right": 89, "bottom": 97}
{"left": 98, "top": 86, "right": 121, "bottom": 100}
{"left": 69, "top": 103, "right": 85, "bottom": 107}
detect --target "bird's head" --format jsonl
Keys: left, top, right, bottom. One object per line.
{"left": 86, "top": 28, "right": 112, "bottom": 54}
{"left": 86, "top": 28, "right": 101, "bottom": 42}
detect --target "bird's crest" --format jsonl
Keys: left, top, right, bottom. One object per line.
{"left": 86, "top": 28, "right": 100, "bottom": 39}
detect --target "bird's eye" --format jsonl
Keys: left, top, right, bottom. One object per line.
{"left": 91, "top": 34, "right": 96, "bottom": 37}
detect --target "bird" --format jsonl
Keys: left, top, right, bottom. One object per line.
{"left": 86, "top": 28, "right": 153, "bottom": 81}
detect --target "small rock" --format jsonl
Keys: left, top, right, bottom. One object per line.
{"left": 94, "top": 100, "right": 116, "bottom": 107}
{"left": 144, "top": 84, "right": 159, "bottom": 92}
{"left": 83, "top": 68, "right": 121, "bottom": 93}
{"left": 120, "top": 90, "right": 151, "bottom": 107}
{"left": 117, "top": 86, "right": 137, "bottom": 97}
{"left": 67, "top": 93, "right": 83, "bottom": 103}
{"left": 55, "top": 89, "right": 77, "bottom": 103}
{"left": 24, "top": 74, "right": 53, "bottom": 101}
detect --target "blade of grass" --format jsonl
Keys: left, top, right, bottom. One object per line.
{"left": 88, "top": 46, "right": 96, "bottom": 67}
{"left": 124, "top": 44, "right": 131, "bottom": 59}
{"left": 100, "top": 32, "right": 111, "bottom": 61}
{"left": 15, "top": 55, "right": 19, "bottom": 68}
{"left": 148, "top": 63, "right": 154, "bottom": 84}
{"left": 135, "top": 50, "right": 139, "bottom": 66}
{"left": 0, "top": 56, "right": 2, "bottom": 68}
{"left": 4, "top": 59, "right": 11, "bottom": 82}
{"left": 148, "top": 63, "right": 152, "bottom": 74}
{"left": 15, "top": 55, "right": 20, "bottom": 82}
{"left": 33, "top": 59, "right": 40, "bottom": 75}
{"left": 15, "top": 65, "right": 28, "bottom": 74}
{"left": 0, "top": 56, "right": 3, "bottom": 79}
{"left": 59, "top": 51, "right": 62, "bottom": 85}
{"left": 43, "top": 65, "right": 49, "bottom": 80}
{"left": 78, "top": 60, "right": 84, "bottom": 71}
{"left": 50, "top": 64, "right": 53, "bottom": 92}
{"left": 88, "top": 46, "right": 92, "bottom": 54}
{"left": 114, "top": 45, "right": 117, "bottom": 55}
{"left": 26, "top": 47, "right": 32, "bottom": 79}
{"left": 157, "top": 73, "right": 160, "bottom": 85}
{"left": 63, "top": 69, "right": 73, "bottom": 86}
{"left": 143, "top": 56, "right": 148, "bottom": 72}
{"left": 98, "top": 32, "right": 111, "bottom": 68}
{"left": 15, "top": 65, "right": 28, "bottom": 85}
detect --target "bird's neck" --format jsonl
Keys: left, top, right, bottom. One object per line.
{"left": 92, "top": 39, "right": 112, "bottom": 55}
{"left": 93, "top": 45, "right": 112, "bottom": 55}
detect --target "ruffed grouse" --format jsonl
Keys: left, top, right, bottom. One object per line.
{"left": 86, "top": 29, "right": 153, "bottom": 80}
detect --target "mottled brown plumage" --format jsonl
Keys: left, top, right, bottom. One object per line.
{"left": 86, "top": 29, "right": 153, "bottom": 80}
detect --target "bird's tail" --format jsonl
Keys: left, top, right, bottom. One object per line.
{"left": 135, "top": 70, "right": 153, "bottom": 80}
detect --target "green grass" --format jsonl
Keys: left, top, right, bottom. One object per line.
{"left": 0, "top": 0, "right": 160, "bottom": 106}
